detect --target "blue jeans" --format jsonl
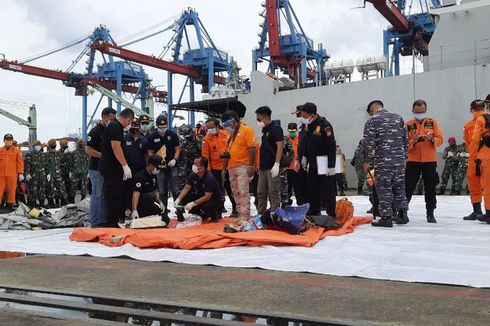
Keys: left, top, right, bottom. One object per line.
{"left": 89, "top": 170, "right": 106, "bottom": 226}
{"left": 157, "top": 166, "right": 179, "bottom": 208}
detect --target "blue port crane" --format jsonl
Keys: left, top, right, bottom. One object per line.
{"left": 252, "top": 0, "right": 329, "bottom": 86}
{"left": 365, "top": 0, "right": 442, "bottom": 76}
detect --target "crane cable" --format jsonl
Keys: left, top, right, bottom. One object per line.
{"left": 18, "top": 34, "right": 91, "bottom": 64}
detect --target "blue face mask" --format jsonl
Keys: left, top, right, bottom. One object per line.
{"left": 414, "top": 113, "right": 426, "bottom": 121}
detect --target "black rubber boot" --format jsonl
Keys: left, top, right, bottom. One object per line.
{"left": 68, "top": 196, "right": 75, "bottom": 204}
{"left": 426, "top": 208, "right": 437, "bottom": 223}
{"left": 357, "top": 187, "right": 363, "bottom": 195}
{"left": 477, "top": 210, "right": 490, "bottom": 224}
{"left": 60, "top": 198, "right": 69, "bottom": 206}
{"left": 463, "top": 203, "right": 483, "bottom": 221}
{"left": 176, "top": 209, "right": 185, "bottom": 222}
{"left": 47, "top": 199, "right": 56, "bottom": 208}
{"left": 371, "top": 217, "right": 393, "bottom": 227}
{"left": 395, "top": 209, "right": 409, "bottom": 225}
{"left": 438, "top": 187, "right": 446, "bottom": 195}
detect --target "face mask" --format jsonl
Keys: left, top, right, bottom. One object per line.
{"left": 124, "top": 124, "right": 131, "bottom": 132}
{"left": 288, "top": 131, "right": 297, "bottom": 138}
{"left": 130, "top": 128, "right": 139, "bottom": 135}
{"left": 414, "top": 113, "right": 426, "bottom": 121}
{"left": 34, "top": 145, "right": 41, "bottom": 152}
{"left": 257, "top": 121, "right": 265, "bottom": 129}
{"left": 152, "top": 168, "right": 159, "bottom": 175}
{"left": 158, "top": 127, "right": 167, "bottom": 134}
{"left": 207, "top": 128, "right": 217, "bottom": 135}
{"left": 226, "top": 126, "right": 234, "bottom": 133}
{"left": 4, "top": 140, "right": 13, "bottom": 147}
{"left": 192, "top": 164, "right": 199, "bottom": 174}
{"left": 298, "top": 117, "right": 311, "bottom": 125}
{"left": 140, "top": 123, "right": 151, "bottom": 132}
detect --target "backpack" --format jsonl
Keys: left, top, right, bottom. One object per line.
{"left": 335, "top": 198, "right": 354, "bottom": 225}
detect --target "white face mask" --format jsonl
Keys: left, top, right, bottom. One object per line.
{"left": 158, "top": 127, "right": 167, "bottom": 135}
{"left": 414, "top": 113, "right": 426, "bottom": 121}
{"left": 34, "top": 145, "right": 41, "bottom": 152}
{"left": 207, "top": 128, "right": 217, "bottom": 135}
{"left": 257, "top": 121, "right": 265, "bottom": 129}
{"left": 192, "top": 164, "right": 199, "bottom": 174}
{"left": 298, "top": 117, "right": 311, "bottom": 125}
{"left": 152, "top": 168, "right": 159, "bottom": 175}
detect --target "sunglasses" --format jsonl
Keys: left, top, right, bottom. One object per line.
{"left": 141, "top": 122, "right": 150, "bottom": 125}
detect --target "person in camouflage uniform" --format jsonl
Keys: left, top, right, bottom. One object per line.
{"left": 59, "top": 139, "right": 75, "bottom": 202}
{"left": 177, "top": 125, "right": 201, "bottom": 190}
{"left": 280, "top": 135, "right": 294, "bottom": 208}
{"left": 438, "top": 137, "right": 460, "bottom": 195}
{"left": 24, "top": 140, "right": 46, "bottom": 207}
{"left": 351, "top": 140, "right": 366, "bottom": 194}
{"left": 456, "top": 142, "right": 469, "bottom": 194}
{"left": 71, "top": 139, "right": 89, "bottom": 201}
{"left": 44, "top": 139, "right": 69, "bottom": 208}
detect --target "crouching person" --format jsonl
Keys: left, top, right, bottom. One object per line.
{"left": 131, "top": 155, "right": 168, "bottom": 224}
{"left": 174, "top": 157, "right": 222, "bottom": 222}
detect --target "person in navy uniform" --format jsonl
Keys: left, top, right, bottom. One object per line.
{"left": 174, "top": 157, "right": 222, "bottom": 222}
{"left": 147, "top": 115, "right": 183, "bottom": 220}
{"left": 130, "top": 155, "right": 168, "bottom": 224}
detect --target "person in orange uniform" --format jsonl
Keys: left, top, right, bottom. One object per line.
{"left": 0, "top": 134, "right": 24, "bottom": 212}
{"left": 202, "top": 117, "right": 237, "bottom": 216}
{"left": 221, "top": 111, "right": 257, "bottom": 221}
{"left": 463, "top": 99, "right": 487, "bottom": 220}
{"left": 285, "top": 122, "right": 300, "bottom": 205}
{"left": 471, "top": 107, "right": 490, "bottom": 222}
{"left": 405, "top": 100, "right": 443, "bottom": 223}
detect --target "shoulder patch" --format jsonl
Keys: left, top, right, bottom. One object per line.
{"left": 136, "top": 182, "right": 141, "bottom": 188}
{"left": 314, "top": 126, "right": 321, "bottom": 135}
{"left": 87, "top": 136, "right": 91, "bottom": 142}
{"left": 324, "top": 126, "right": 332, "bottom": 136}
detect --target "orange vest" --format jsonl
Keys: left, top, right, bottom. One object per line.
{"left": 0, "top": 146, "right": 24, "bottom": 177}
{"left": 406, "top": 117, "right": 443, "bottom": 162}
{"left": 202, "top": 129, "right": 229, "bottom": 170}
{"left": 227, "top": 123, "right": 257, "bottom": 169}
{"left": 469, "top": 115, "right": 490, "bottom": 160}
{"left": 287, "top": 135, "right": 299, "bottom": 170}
{"left": 464, "top": 111, "right": 485, "bottom": 159}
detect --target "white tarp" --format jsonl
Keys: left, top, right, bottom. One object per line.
{"left": 1, "top": 196, "right": 490, "bottom": 288}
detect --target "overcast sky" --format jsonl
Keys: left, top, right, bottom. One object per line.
{"left": 0, "top": 0, "right": 388, "bottom": 143}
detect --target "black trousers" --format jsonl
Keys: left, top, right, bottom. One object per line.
{"left": 405, "top": 161, "right": 439, "bottom": 210}
{"left": 102, "top": 167, "right": 125, "bottom": 227}
{"left": 137, "top": 192, "right": 161, "bottom": 218}
{"left": 307, "top": 164, "right": 336, "bottom": 216}
{"left": 294, "top": 167, "right": 309, "bottom": 205}
{"left": 182, "top": 193, "right": 222, "bottom": 221}
{"left": 211, "top": 169, "right": 236, "bottom": 211}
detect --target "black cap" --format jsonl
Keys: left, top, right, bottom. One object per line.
{"left": 299, "top": 102, "right": 317, "bottom": 114}
{"left": 155, "top": 115, "right": 168, "bottom": 127}
{"left": 3, "top": 134, "right": 13, "bottom": 140}
{"left": 101, "top": 107, "right": 116, "bottom": 117}
{"left": 485, "top": 94, "right": 490, "bottom": 102}
{"left": 149, "top": 155, "right": 165, "bottom": 168}
{"left": 291, "top": 105, "right": 303, "bottom": 115}
{"left": 471, "top": 99, "right": 485, "bottom": 109}
{"left": 367, "top": 100, "right": 384, "bottom": 113}
{"left": 287, "top": 123, "right": 298, "bottom": 131}
{"left": 130, "top": 119, "right": 140, "bottom": 128}
{"left": 138, "top": 114, "right": 151, "bottom": 123}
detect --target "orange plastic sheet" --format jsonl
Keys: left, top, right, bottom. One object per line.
{"left": 70, "top": 217, "right": 372, "bottom": 250}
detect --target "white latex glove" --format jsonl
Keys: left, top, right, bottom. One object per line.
{"left": 47, "top": 174, "right": 51, "bottom": 182}
{"left": 26, "top": 174, "right": 32, "bottom": 182}
{"left": 447, "top": 152, "right": 454, "bottom": 157}
{"left": 69, "top": 172, "right": 73, "bottom": 179}
{"left": 185, "top": 201, "right": 196, "bottom": 212}
{"left": 122, "top": 164, "right": 132, "bottom": 181}
{"left": 173, "top": 198, "right": 181, "bottom": 209}
{"left": 64, "top": 148, "right": 69, "bottom": 154}
{"left": 131, "top": 210, "right": 139, "bottom": 219}
{"left": 18, "top": 174, "right": 24, "bottom": 182}
{"left": 271, "top": 162, "right": 280, "bottom": 178}
{"left": 301, "top": 156, "right": 308, "bottom": 171}
{"left": 167, "top": 159, "right": 176, "bottom": 168}
{"left": 326, "top": 168, "right": 336, "bottom": 176}
{"left": 293, "top": 160, "right": 300, "bottom": 173}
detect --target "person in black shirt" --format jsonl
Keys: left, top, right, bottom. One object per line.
{"left": 85, "top": 107, "right": 116, "bottom": 227}
{"left": 147, "top": 115, "right": 182, "bottom": 220}
{"left": 255, "top": 106, "right": 283, "bottom": 214}
{"left": 296, "top": 102, "right": 337, "bottom": 217}
{"left": 130, "top": 155, "right": 168, "bottom": 224}
{"left": 99, "top": 108, "right": 135, "bottom": 227}
{"left": 174, "top": 157, "right": 222, "bottom": 222}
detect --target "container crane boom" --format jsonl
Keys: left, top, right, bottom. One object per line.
{"left": 365, "top": 0, "right": 410, "bottom": 32}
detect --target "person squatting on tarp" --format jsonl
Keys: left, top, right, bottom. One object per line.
{"left": 130, "top": 154, "right": 168, "bottom": 224}
{"left": 174, "top": 156, "right": 223, "bottom": 222}
{"left": 363, "top": 100, "right": 409, "bottom": 227}
{"left": 295, "top": 102, "right": 337, "bottom": 217}
{"left": 0, "top": 133, "right": 24, "bottom": 212}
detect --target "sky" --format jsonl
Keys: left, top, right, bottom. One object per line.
{"left": 0, "top": 0, "right": 390, "bottom": 143}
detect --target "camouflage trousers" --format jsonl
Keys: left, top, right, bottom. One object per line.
{"left": 375, "top": 164, "right": 408, "bottom": 218}
{"left": 355, "top": 165, "right": 366, "bottom": 190}
{"left": 45, "top": 172, "right": 68, "bottom": 200}
{"left": 27, "top": 172, "right": 46, "bottom": 205}
{"left": 440, "top": 161, "right": 459, "bottom": 191}
{"left": 61, "top": 174, "right": 74, "bottom": 199}
{"left": 456, "top": 160, "right": 468, "bottom": 191}
{"left": 71, "top": 173, "right": 88, "bottom": 198}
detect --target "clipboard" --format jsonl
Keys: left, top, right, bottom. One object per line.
{"left": 316, "top": 156, "right": 328, "bottom": 175}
